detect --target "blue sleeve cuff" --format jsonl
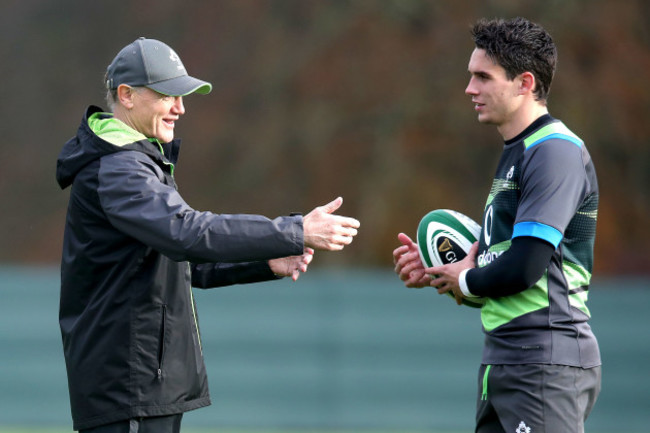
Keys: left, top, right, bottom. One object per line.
{"left": 512, "top": 221, "right": 562, "bottom": 248}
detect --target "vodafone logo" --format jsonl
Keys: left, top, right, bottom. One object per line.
{"left": 478, "top": 249, "right": 503, "bottom": 267}
{"left": 483, "top": 206, "right": 493, "bottom": 246}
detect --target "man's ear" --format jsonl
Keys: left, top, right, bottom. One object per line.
{"left": 519, "top": 71, "right": 536, "bottom": 96}
{"left": 116, "top": 84, "right": 135, "bottom": 109}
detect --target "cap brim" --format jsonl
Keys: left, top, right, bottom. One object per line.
{"left": 147, "top": 75, "right": 212, "bottom": 96}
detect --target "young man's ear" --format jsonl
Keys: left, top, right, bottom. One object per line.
{"left": 116, "top": 84, "right": 136, "bottom": 109}
{"left": 518, "top": 71, "right": 536, "bottom": 96}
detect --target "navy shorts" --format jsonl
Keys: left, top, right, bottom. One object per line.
{"left": 476, "top": 364, "right": 601, "bottom": 433}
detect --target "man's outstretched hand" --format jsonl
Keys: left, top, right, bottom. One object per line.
{"left": 303, "top": 197, "right": 360, "bottom": 251}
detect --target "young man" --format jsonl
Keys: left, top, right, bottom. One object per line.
{"left": 393, "top": 18, "right": 600, "bottom": 433}
{"left": 56, "top": 38, "right": 360, "bottom": 433}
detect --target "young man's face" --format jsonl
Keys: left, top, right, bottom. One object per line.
{"left": 127, "top": 87, "right": 185, "bottom": 143}
{"left": 465, "top": 48, "right": 522, "bottom": 129}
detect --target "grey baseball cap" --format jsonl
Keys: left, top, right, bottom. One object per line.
{"left": 105, "top": 37, "right": 212, "bottom": 96}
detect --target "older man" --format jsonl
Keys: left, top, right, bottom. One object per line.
{"left": 56, "top": 37, "right": 360, "bottom": 433}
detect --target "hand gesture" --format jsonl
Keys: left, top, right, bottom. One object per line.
{"left": 303, "top": 197, "right": 360, "bottom": 251}
{"left": 426, "top": 241, "right": 478, "bottom": 304}
{"left": 393, "top": 233, "right": 429, "bottom": 288}
{"left": 269, "top": 247, "right": 315, "bottom": 281}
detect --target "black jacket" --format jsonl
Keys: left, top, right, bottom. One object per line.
{"left": 56, "top": 106, "right": 304, "bottom": 430}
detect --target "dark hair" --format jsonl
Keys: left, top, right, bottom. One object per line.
{"left": 471, "top": 17, "right": 557, "bottom": 102}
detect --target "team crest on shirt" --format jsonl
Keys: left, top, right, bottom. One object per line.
{"left": 516, "top": 421, "right": 531, "bottom": 433}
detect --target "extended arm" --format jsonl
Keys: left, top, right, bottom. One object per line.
{"left": 99, "top": 152, "right": 304, "bottom": 263}
{"left": 191, "top": 261, "right": 279, "bottom": 288}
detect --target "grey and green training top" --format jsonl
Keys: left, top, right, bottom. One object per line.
{"left": 471, "top": 114, "right": 600, "bottom": 368}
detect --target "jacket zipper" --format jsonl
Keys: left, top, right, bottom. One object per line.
{"left": 188, "top": 263, "right": 202, "bottom": 355}
{"left": 157, "top": 304, "right": 167, "bottom": 379}
{"left": 153, "top": 140, "right": 175, "bottom": 177}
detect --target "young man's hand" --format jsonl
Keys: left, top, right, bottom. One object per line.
{"left": 426, "top": 242, "right": 478, "bottom": 305}
{"left": 393, "top": 233, "right": 430, "bottom": 288}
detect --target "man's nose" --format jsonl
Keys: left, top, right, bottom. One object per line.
{"left": 173, "top": 96, "right": 185, "bottom": 115}
{"left": 465, "top": 77, "right": 478, "bottom": 95}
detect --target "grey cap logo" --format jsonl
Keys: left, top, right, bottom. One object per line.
{"left": 168, "top": 49, "right": 184, "bottom": 71}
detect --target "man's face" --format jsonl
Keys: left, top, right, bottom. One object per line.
{"left": 465, "top": 48, "right": 522, "bottom": 128}
{"left": 127, "top": 87, "right": 185, "bottom": 143}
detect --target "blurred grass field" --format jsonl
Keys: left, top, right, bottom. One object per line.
{"left": 1, "top": 269, "right": 649, "bottom": 433}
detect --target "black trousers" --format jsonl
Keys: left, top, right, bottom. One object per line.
{"left": 80, "top": 414, "right": 183, "bottom": 433}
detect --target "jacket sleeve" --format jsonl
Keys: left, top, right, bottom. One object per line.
{"left": 191, "top": 261, "right": 281, "bottom": 288}
{"left": 97, "top": 151, "right": 304, "bottom": 263}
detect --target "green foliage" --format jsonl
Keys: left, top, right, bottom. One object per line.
{"left": 1, "top": 0, "right": 648, "bottom": 273}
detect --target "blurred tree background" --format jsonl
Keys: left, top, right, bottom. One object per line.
{"left": 1, "top": 0, "right": 648, "bottom": 275}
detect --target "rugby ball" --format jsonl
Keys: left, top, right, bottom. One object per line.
{"left": 416, "top": 209, "right": 485, "bottom": 308}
